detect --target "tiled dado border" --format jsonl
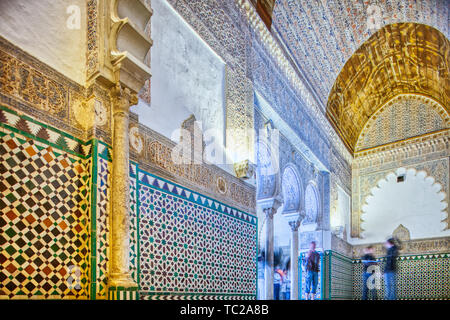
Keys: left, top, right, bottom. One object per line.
{"left": 352, "top": 252, "right": 450, "bottom": 264}
{"left": 135, "top": 168, "right": 258, "bottom": 226}
{"left": 0, "top": 105, "right": 93, "bottom": 159}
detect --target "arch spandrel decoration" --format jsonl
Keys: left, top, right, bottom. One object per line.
{"left": 281, "top": 165, "right": 301, "bottom": 213}
{"left": 356, "top": 94, "right": 450, "bottom": 151}
{"left": 304, "top": 183, "right": 319, "bottom": 225}
{"left": 256, "top": 141, "right": 278, "bottom": 200}
{"left": 327, "top": 23, "right": 450, "bottom": 153}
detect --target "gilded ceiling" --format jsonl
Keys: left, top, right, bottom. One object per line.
{"left": 327, "top": 23, "right": 449, "bottom": 152}
{"left": 271, "top": 0, "right": 449, "bottom": 110}
{"left": 250, "top": 0, "right": 276, "bottom": 29}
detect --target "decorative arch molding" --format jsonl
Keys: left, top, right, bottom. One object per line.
{"left": 256, "top": 140, "right": 280, "bottom": 200}
{"left": 327, "top": 23, "right": 450, "bottom": 153}
{"left": 355, "top": 94, "right": 450, "bottom": 151}
{"left": 359, "top": 167, "right": 449, "bottom": 243}
{"left": 281, "top": 163, "right": 302, "bottom": 213}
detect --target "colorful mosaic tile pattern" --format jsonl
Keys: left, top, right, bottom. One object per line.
{"left": 137, "top": 170, "right": 257, "bottom": 300}
{"left": 0, "top": 106, "right": 92, "bottom": 159}
{"left": 129, "top": 163, "right": 139, "bottom": 284}
{"left": 0, "top": 133, "right": 91, "bottom": 299}
{"left": 93, "top": 148, "right": 111, "bottom": 299}
{"left": 353, "top": 253, "right": 450, "bottom": 300}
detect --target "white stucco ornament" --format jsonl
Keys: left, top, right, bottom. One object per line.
{"left": 358, "top": 168, "right": 450, "bottom": 244}
{"left": 129, "top": 126, "right": 143, "bottom": 153}
{"left": 94, "top": 100, "right": 107, "bottom": 126}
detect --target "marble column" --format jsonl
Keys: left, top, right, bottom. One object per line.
{"left": 289, "top": 219, "right": 300, "bottom": 300}
{"left": 263, "top": 206, "right": 275, "bottom": 300}
{"left": 259, "top": 198, "right": 282, "bottom": 300}
{"left": 109, "top": 84, "right": 138, "bottom": 288}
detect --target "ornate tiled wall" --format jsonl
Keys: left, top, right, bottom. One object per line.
{"left": 353, "top": 253, "right": 450, "bottom": 300}
{"left": 300, "top": 250, "right": 450, "bottom": 300}
{"left": 323, "top": 251, "right": 353, "bottom": 300}
{"left": 0, "top": 105, "right": 92, "bottom": 299}
{"left": 92, "top": 142, "right": 112, "bottom": 299}
{"left": 137, "top": 169, "right": 257, "bottom": 300}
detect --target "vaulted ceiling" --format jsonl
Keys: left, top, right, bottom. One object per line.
{"left": 257, "top": 0, "right": 449, "bottom": 153}
{"left": 328, "top": 23, "right": 449, "bottom": 151}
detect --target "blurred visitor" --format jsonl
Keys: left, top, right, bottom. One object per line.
{"left": 361, "top": 245, "right": 378, "bottom": 300}
{"left": 384, "top": 238, "right": 398, "bottom": 300}
{"left": 302, "top": 241, "right": 320, "bottom": 300}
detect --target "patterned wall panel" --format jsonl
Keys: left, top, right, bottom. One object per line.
{"left": 129, "top": 163, "right": 139, "bottom": 285}
{"left": 353, "top": 253, "right": 450, "bottom": 300}
{"left": 93, "top": 142, "right": 111, "bottom": 299}
{"left": 326, "top": 251, "right": 353, "bottom": 300}
{"left": 0, "top": 105, "right": 92, "bottom": 299}
{"left": 137, "top": 170, "right": 257, "bottom": 300}
{"left": 356, "top": 95, "right": 449, "bottom": 151}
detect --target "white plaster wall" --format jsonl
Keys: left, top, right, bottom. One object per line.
{"left": 331, "top": 185, "right": 350, "bottom": 240}
{"left": 0, "top": 0, "right": 87, "bottom": 85}
{"left": 350, "top": 168, "right": 450, "bottom": 245}
{"left": 131, "top": 0, "right": 225, "bottom": 146}
{"left": 273, "top": 209, "right": 291, "bottom": 248}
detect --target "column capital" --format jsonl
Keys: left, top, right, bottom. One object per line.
{"left": 288, "top": 219, "right": 301, "bottom": 232}
{"left": 263, "top": 206, "right": 276, "bottom": 219}
{"left": 283, "top": 211, "right": 303, "bottom": 231}
{"left": 258, "top": 196, "right": 283, "bottom": 219}
{"left": 111, "top": 83, "right": 138, "bottom": 114}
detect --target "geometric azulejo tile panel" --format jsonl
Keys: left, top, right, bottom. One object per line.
{"left": 327, "top": 251, "right": 353, "bottom": 300}
{"left": 129, "top": 169, "right": 139, "bottom": 285}
{"left": 137, "top": 170, "right": 257, "bottom": 300}
{"left": 353, "top": 253, "right": 450, "bottom": 300}
{"left": 95, "top": 155, "right": 110, "bottom": 299}
{"left": 0, "top": 134, "right": 91, "bottom": 299}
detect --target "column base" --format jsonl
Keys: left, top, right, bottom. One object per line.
{"left": 108, "top": 272, "right": 137, "bottom": 288}
{"left": 108, "top": 273, "right": 138, "bottom": 300}
{"left": 108, "top": 286, "right": 139, "bottom": 300}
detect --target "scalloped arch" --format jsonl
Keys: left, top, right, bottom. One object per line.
{"left": 360, "top": 167, "right": 450, "bottom": 243}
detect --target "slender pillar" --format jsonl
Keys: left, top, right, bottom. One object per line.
{"left": 259, "top": 198, "right": 282, "bottom": 300}
{"left": 263, "top": 206, "right": 275, "bottom": 300}
{"left": 289, "top": 220, "right": 300, "bottom": 300}
{"left": 109, "top": 84, "right": 138, "bottom": 288}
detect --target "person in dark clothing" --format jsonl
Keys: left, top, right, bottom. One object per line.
{"left": 361, "top": 245, "right": 378, "bottom": 300}
{"left": 302, "top": 241, "right": 320, "bottom": 300}
{"left": 384, "top": 238, "right": 398, "bottom": 300}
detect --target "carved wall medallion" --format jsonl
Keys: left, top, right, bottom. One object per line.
{"left": 94, "top": 99, "right": 107, "bottom": 126}
{"left": 129, "top": 126, "right": 143, "bottom": 154}
{"left": 216, "top": 176, "right": 227, "bottom": 195}
{"left": 73, "top": 99, "right": 94, "bottom": 130}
